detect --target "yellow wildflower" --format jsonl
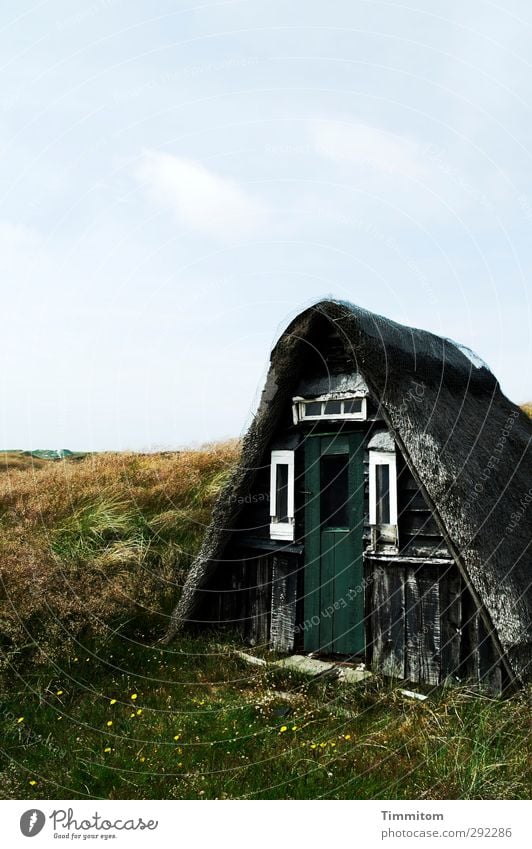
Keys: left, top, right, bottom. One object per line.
{"left": 279, "top": 725, "right": 288, "bottom": 733}
{"left": 130, "top": 694, "right": 138, "bottom": 701}
{"left": 139, "top": 756, "right": 145, "bottom": 763}
{"left": 104, "top": 747, "right": 111, "bottom": 753}
{"left": 56, "top": 690, "right": 63, "bottom": 696}
{"left": 29, "top": 780, "right": 37, "bottom": 786}
{"left": 173, "top": 735, "right": 180, "bottom": 741}
{"left": 17, "top": 717, "right": 24, "bottom": 724}
{"left": 136, "top": 709, "right": 142, "bottom": 715}
{"left": 110, "top": 699, "right": 117, "bottom": 705}
{"left": 292, "top": 725, "right": 298, "bottom": 731}
{"left": 344, "top": 734, "right": 351, "bottom": 740}
{"left": 310, "top": 743, "right": 317, "bottom": 750}
{"left": 106, "top": 720, "right": 113, "bottom": 727}
{"left": 320, "top": 742, "right": 326, "bottom": 748}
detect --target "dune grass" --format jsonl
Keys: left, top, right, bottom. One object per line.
{"left": 0, "top": 443, "right": 240, "bottom": 673}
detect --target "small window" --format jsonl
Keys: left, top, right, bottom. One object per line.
{"left": 323, "top": 399, "right": 342, "bottom": 416}
{"left": 270, "top": 450, "right": 295, "bottom": 541}
{"left": 275, "top": 462, "right": 289, "bottom": 522}
{"left": 292, "top": 394, "right": 367, "bottom": 423}
{"left": 375, "top": 464, "right": 390, "bottom": 524}
{"left": 305, "top": 401, "right": 322, "bottom": 417}
{"left": 369, "top": 450, "right": 397, "bottom": 527}
{"left": 343, "top": 398, "right": 363, "bottom": 415}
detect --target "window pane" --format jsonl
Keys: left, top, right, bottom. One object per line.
{"left": 304, "top": 401, "right": 322, "bottom": 417}
{"left": 375, "top": 464, "right": 390, "bottom": 524}
{"left": 324, "top": 400, "right": 342, "bottom": 415}
{"left": 344, "top": 398, "right": 362, "bottom": 414}
{"left": 320, "top": 454, "right": 349, "bottom": 527}
{"left": 275, "top": 463, "right": 289, "bottom": 522}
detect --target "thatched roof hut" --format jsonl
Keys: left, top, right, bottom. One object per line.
{"left": 167, "top": 300, "right": 531, "bottom": 687}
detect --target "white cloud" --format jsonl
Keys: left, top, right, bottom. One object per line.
{"left": 311, "top": 120, "right": 427, "bottom": 180}
{"left": 135, "top": 151, "right": 268, "bottom": 241}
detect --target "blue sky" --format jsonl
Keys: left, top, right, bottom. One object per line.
{"left": 1, "top": 0, "right": 531, "bottom": 450}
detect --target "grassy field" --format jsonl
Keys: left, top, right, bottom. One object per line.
{"left": 0, "top": 438, "right": 530, "bottom": 800}
{"left": 1, "top": 632, "right": 530, "bottom": 800}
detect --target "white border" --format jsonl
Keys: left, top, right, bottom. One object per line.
{"left": 369, "top": 449, "right": 398, "bottom": 526}
{"left": 269, "top": 450, "right": 295, "bottom": 540}
{"left": 292, "top": 393, "right": 367, "bottom": 424}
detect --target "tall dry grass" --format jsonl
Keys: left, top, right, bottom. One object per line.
{"left": 0, "top": 442, "right": 240, "bottom": 671}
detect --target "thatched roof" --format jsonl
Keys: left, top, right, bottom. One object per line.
{"left": 167, "top": 300, "right": 532, "bottom": 684}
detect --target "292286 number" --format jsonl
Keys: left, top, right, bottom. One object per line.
{"left": 469, "top": 827, "right": 512, "bottom": 838}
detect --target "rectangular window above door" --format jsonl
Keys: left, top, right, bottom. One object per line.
{"left": 292, "top": 394, "right": 367, "bottom": 424}
{"left": 270, "top": 450, "right": 295, "bottom": 540}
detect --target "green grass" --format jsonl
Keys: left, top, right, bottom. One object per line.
{"left": 1, "top": 633, "right": 529, "bottom": 800}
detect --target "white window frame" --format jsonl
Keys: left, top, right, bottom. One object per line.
{"left": 269, "top": 450, "right": 295, "bottom": 541}
{"left": 369, "top": 450, "right": 398, "bottom": 526}
{"left": 292, "top": 393, "right": 367, "bottom": 425}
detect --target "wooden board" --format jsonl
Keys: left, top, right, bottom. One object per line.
{"left": 439, "top": 566, "right": 462, "bottom": 683}
{"left": 270, "top": 554, "right": 298, "bottom": 653}
{"left": 405, "top": 565, "right": 441, "bottom": 685}
{"left": 370, "top": 564, "right": 406, "bottom": 678}
{"left": 246, "top": 555, "right": 271, "bottom": 647}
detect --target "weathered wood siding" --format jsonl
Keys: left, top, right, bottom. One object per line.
{"left": 369, "top": 564, "right": 405, "bottom": 678}
{"left": 203, "top": 553, "right": 272, "bottom": 646}
{"left": 367, "top": 558, "right": 504, "bottom": 689}
{"left": 270, "top": 554, "right": 299, "bottom": 653}
{"left": 396, "top": 454, "right": 450, "bottom": 558}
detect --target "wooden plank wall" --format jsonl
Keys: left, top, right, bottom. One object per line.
{"left": 370, "top": 565, "right": 405, "bottom": 678}
{"left": 210, "top": 550, "right": 301, "bottom": 653}
{"left": 270, "top": 554, "right": 299, "bottom": 653}
{"left": 214, "top": 553, "right": 272, "bottom": 647}
{"left": 209, "top": 551, "right": 504, "bottom": 691}
{"left": 405, "top": 565, "right": 441, "bottom": 685}
{"left": 368, "top": 560, "right": 503, "bottom": 690}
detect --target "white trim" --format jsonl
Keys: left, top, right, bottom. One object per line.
{"left": 292, "top": 393, "right": 367, "bottom": 424}
{"left": 369, "top": 449, "right": 397, "bottom": 526}
{"left": 270, "top": 450, "right": 295, "bottom": 541}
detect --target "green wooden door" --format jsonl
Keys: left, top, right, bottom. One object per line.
{"left": 303, "top": 432, "right": 365, "bottom": 655}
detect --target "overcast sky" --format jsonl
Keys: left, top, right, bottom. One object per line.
{"left": 1, "top": 0, "right": 531, "bottom": 451}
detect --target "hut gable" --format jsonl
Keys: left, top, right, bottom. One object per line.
{"left": 167, "top": 300, "right": 531, "bottom": 688}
